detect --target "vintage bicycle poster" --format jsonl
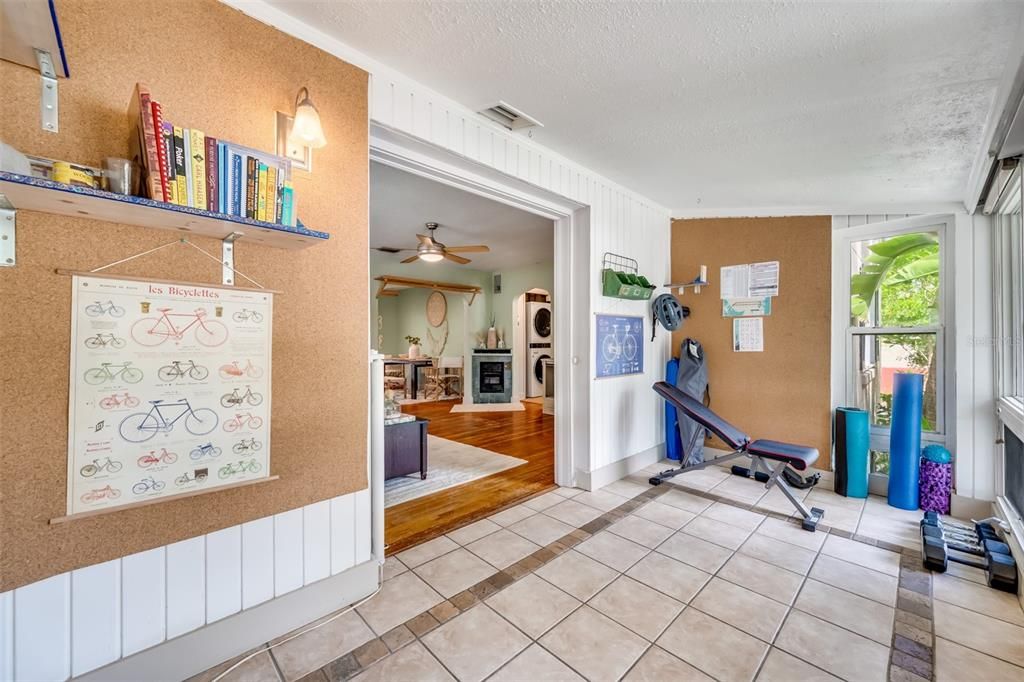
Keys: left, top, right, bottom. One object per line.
{"left": 66, "top": 274, "right": 273, "bottom": 515}
{"left": 595, "top": 314, "right": 644, "bottom": 378}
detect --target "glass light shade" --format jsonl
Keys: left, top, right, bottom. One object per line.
{"left": 291, "top": 96, "right": 327, "bottom": 149}
{"left": 418, "top": 251, "right": 444, "bottom": 263}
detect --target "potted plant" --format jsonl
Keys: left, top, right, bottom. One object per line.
{"left": 405, "top": 335, "right": 422, "bottom": 358}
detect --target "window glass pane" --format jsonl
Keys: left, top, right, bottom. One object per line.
{"left": 870, "top": 450, "right": 890, "bottom": 475}
{"left": 853, "top": 333, "right": 938, "bottom": 432}
{"left": 849, "top": 232, "right": 940, "bottom": 328}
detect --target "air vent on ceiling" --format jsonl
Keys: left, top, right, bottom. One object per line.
{"left": 478, "top": 101, "right": 543, "bottom": 131}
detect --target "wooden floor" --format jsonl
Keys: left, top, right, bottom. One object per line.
{"left": 385, "top": 399, "right": 555, "bottom": 555}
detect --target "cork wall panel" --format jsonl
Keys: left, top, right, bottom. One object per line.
{"left": 0, "top": 0, "right": 368, "bottom": 590}
{"left": 670, "top": 217, "right": 832, "bottom": 467}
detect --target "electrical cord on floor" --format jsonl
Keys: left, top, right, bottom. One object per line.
{"left": 210, "top": 563, "right": 385, "bottom": 682}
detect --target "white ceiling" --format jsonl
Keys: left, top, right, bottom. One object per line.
{"left": 370, "top": 161, "right": 553, "bottom": 271}
{"left": 272, "top": 1, "right": 1024, "bottom": 213}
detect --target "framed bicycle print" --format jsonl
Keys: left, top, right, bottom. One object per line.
{"left": 595, "top": 314, "right": 644, "bottom": 378}
{"left": 65, "top": 273, "right": 274, "bottom": 516}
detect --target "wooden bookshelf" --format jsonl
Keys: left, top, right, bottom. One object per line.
{"left": 0, "top": 171, "right": 329, "bottom": 249}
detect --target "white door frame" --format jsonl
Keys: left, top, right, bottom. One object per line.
{"left": 370, "top": 123, "right": 586, "bottom": 487}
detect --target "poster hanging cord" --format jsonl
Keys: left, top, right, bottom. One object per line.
{"left": 88, "top": 238, "right": 266, "bottom": 289}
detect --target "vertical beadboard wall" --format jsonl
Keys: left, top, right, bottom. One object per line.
{"left": 0, "top": 489, "right": 371, "bottom": 681}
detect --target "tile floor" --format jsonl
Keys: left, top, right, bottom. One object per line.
{"left": 194, "top": 460, "right": 1024, "bottom": 682}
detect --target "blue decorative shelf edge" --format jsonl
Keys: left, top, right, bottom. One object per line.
{"left": 0, "top": 171, "right": 329, "bottom": 249}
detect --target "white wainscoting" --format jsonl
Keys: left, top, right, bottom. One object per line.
{"left": 0, "top": 489, "right": 371, "bottom": 681}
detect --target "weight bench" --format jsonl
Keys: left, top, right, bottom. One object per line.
{"left": 651, "top": 381, "right": 825, "bottom": 531}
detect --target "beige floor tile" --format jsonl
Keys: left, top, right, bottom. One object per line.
{"left": 935, "top": 637, "right": 1024, "bottom": 682}
{"left": 632, "top": 500, "right": 696, "bottom": 529}
{"left": 357, "top": 571, "right": 444, "bottom": 635}
{"left": 794, "top": 578, "right": 893, "bottom": 645}
{"left": 553, "top": 486, "right": 584, "bottom": 498}
{"left": 626, "top": 552, "right": 711, "bottom": 603}
{"left": 422, "top": 604, "right": 530, "bottom": 682}
{"left": 490, "top": 644, "right": 585, "bottom": 681}
{"left": 489, "top": 503, "right": 537, "bottom": 527}
{"left": 351, "top": 641, "right": 454, "bottom": 682}
{"left": 608, "top": 514, "right": 675, "bottom": 548}
{"left": 683, "top": 515, "right": 753, "bottom": 550}
{"left": 486, "top": 574, "right": 581, "bottom": 639}
{"left": 601, "top": 478, "right": 650, "bottom": 500}
{"left": 739, "top": 534, "right": 816, "bottom": 575}
{"left": 820, "top": 535, "right": 900, "bottom": 576}
{"left": 544, "top": 499, "right": 604, "bottom": 526}
{"left": 414, "top": 548, "right": 497, "bottom": 598}
{"left": 589, "top": 575, "right": 685, "bottom": 641}
{"left": 933, "top": 572, "right": 1024, "bottom": 626}
{"left": 507, "top": 513, "right": 575, "bottom": 546}
{"left": 709, "top": 475, "right": 768, "bottom": 504}
{"left": 382, "top": 556, "right": 408, "bottom": 581}
{"left": 944, "top": 561, "right": 988, "bottom": 585}
{"left": 189, "top": 647, "right": 280, "bottom": 682}
{"left": 574, "top": 489, "right": 630, "bottom": 511}
{"left": 702, "top": 501, "right": 766, "bottom": 531}
{"left": 775, "top": 610, "right": 889, "bottom": 682}
{"left": 691, "top": 577, "right": 788, "bottom": 642}
{"left": 755, "top": 516, "right": 826, "bottom": 552}
{"left": 863, "top": 495, "right": 921, "bottom": 522}
{"left": 934, "top": 600, "right": 1024, "bottom": 667}
{"left": 659, "top": 488, "right": 714, "bottom": 514}
{"left": 756, "top": 648, "right": 840, "bottom": 682}
{"left": 522, "top": 491, "right": 566, "bottom": 512}
{"left": 855, "top": 513, "right": 919, "bottom": 549}
{"left": 271, "top": 610, "right": 374, "bottom": 680}
{"left": 717, "top": 553, "right": 804, "bottom": 605}
{"left": 575, "top": 531, "right": 650, "bottom": 572}
{"left": 539, "top": 606, "right": 649, "bottom": 682}
{"left": 446, "top": 518, "right": 502, "bottom": 546}
{"left": 657, "top": 607, "right": 768, "bottom": 682}
{"left": 623, "top": 645, "right": 714, "bottom": 682}
{"left": 396, "top": 535, "right": 459, "bottom": 569}
{"left": 805, "top": 489, "right": 866, "bottom": 512}
{"left": 536, "top": 550, "right": 619, "bottom": 601}
{"left": 808, "top": 553, "right": 897, "bottom": 607}
{"left": 466, "top": 529, "right": 540, "bottom": 569}
{"left": 656, "top": 531, "right": 734, "bottom": 574}
{"left": 673, "top": 466, "right": 732, "bottom": 491}
{"left": 817, "top": 505, "right": 863, "bottom": 533}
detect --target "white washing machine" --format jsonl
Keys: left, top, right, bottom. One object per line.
{"left": 527, "top": 302, "right": 552, "bottom": 345}
{"left": 527, "top": 348, "right": 552, "bottom": 398}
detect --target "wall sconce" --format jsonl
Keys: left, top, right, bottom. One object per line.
{"left": 276, "top": 87, "right": 326, "bottom": 171}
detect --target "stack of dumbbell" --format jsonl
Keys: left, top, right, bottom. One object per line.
{"left": 920, "top": 511, "right": 1018, "bottom": 593}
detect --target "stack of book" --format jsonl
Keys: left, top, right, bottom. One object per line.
{"left": 128, "top": 83, "right": 296, "bottom": 226}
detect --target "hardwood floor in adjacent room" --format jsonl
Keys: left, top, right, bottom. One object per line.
{"left": 385, "top": 399, "right": 555, "bottom": 555}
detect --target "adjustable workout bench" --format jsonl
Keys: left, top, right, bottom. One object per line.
{"left": 651, "top": 382, "right": 826, "bottom": 531}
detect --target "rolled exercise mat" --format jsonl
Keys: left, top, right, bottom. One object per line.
{"left": 665, "top": 357, "right": 682, "bottom": 461}
{"left": 919, "top": 444, "right": 952, "bottom": 514}
{"left": 834, "top": 407, "right": 869, "bottom": 498}
{"left": 888, "top": 372, "right": 924, "bottom": 510}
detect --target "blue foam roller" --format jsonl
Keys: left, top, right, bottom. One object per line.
{"left": 665, "top": 357, "right": 682, "bottom": 461}
{"left": 835, "top": 407, "right": 869, "bottom": 498}
{"left": 888, "top": 372, "right": 924, "bottom": 510}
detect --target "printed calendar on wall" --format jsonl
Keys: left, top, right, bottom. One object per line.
{"left": 66, "top": 274, "right": 273, "bottom": 515}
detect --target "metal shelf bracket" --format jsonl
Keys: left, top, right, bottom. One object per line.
{"left": 35, "top": 49, "right": 59, "bottom": 133}
{"left": 222, "top": 231, "right": 242, "bottom": 285}
{"left": 0, "top": 205, "right": 16, "bottom": 267}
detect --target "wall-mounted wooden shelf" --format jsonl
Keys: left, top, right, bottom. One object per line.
{"left": 375, "top": 275, "right": 482, "bottom": 304}
{"left": 0, "top": 171, "right": 329, "bottom": 250}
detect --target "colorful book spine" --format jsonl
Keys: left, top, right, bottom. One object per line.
{"left": 160, "top": 121, "right": 177, "bottom": 205}
{"left": 149, "top": 101, "right": 170, "bottom": 202}
{"left": 217, "top": 142, "right": 227, "bottom": 213}
{"left": 128, "top": 84, "right": 163, "bottom": 200}
{"left": 189, "top": 129, "right": 207, "bottom": 210}
{"left": 281, "top": 182, "right": 294, "bottom": 227}
{"left": 172, "top": 127, "right": 187, "bottom": 205}
{"left": 266, "top": 164, "right": 278, "bottom": 224}
{"left": 231, "top": 153, "right": 242, "bottom": 216}
{"left": 256, "top": 163, "right": 268, "bottom": 222}
{"left": 245, "top": 156, "right": 257, "bottom": 219}
{"left": 205, "top": 136, "right": 219, "bottom": 212}
{"left": 183, "top": 129, "right": 195, "bottom": 207}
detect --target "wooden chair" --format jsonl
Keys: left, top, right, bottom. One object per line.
{"left": 384, "top": 363, "right": 408, "bottom": 398}
{"left": 421, "top": 357, "right": 445, "bottom": 400}
{"left": 438, "top": 356, "right": 463, "bottom": 398}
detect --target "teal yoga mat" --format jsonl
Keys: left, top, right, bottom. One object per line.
{"left": 835, "top": 407, "right": 869, "bottom": 498}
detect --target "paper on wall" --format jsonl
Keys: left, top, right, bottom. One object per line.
{"left": 732, "top": 317, "right": 763, "bottom": 352}
{"left": 720, "top": 265, "right": 749, "bottom": 299}
{"left": 719, "top": 261, "right": 780, "bottom": 298}
{"left": 722, "top": 297, "right": 772, "bottom": 317}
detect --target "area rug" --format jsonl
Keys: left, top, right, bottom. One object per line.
{"left": 384, "top": 435, "right": 527, "bottom": 508}
{"left": 449, "top": 402, "right": 526, "bottom": 413}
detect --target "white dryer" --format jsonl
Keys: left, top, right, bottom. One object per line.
{"left": 527, "top": 302, "right": 552, "bottom": 345}
{"left": 527, "top": 348, "right": 552, "bottom": 398}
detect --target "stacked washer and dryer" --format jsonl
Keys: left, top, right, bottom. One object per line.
{"left": 526, "top": 300, "right": 552, "bottom": 398}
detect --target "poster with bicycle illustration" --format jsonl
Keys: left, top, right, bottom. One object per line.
{"left": 66, "top": 274, "right": 273, "bottom": 515}
{"left": 595, "top": 314, "right": 644, "bottom": 378}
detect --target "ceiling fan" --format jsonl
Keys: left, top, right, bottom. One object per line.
{"left": 376, "top": 222, "right": 490, "bottom": 265}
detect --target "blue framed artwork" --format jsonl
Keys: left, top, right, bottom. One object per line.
{"left": 596, "top": 314, "right": 644, "bottom": 378}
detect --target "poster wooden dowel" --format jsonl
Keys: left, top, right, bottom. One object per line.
{"left": 55, "top": 269, "right": 283, "bottom": 295}
{"left": 50, "top": 475, "right": 280, "bottom": 524}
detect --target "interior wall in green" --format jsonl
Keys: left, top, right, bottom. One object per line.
{"left": 491, "top": 261, "right": 555, "bottom": 352}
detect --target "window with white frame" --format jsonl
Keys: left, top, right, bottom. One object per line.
{"left": 842, "top": 217, "right": 951, "bottom": 475}
{"left": 994, "top": 165, "right": 1024, "bottom": 408}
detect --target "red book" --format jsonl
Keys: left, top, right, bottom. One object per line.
{"left": 150, "top": 100, "right": 170, "bottom": 202}
{"left": 205, "top": 136, "right": 219, "bottom": 212}
{"left": 131, "top": 83, "right": 162, "bottom": 201}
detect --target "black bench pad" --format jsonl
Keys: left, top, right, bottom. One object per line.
{"left": 747, "top": 439, "right": 818, "bottom": 471}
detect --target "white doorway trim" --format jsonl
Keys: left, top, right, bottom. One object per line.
{"left": 370, "top": 123, "right": 586, "bottom": 487}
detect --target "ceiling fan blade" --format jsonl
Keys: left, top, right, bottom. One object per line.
{"left": 400, "top": 254, "right": 420, "bottom": 264}
{"left": 443, "top": 252, "right": 471, "bottom": 265}
{"left": 445, "top": 245, "right": 490, "bottom": 253}
{"left": 374, "top": 247, "right": 416, "bottom": 253}
{"left": 416, "top": 233, "right": 435, "bottom": 245}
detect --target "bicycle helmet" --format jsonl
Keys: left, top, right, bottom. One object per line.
{"left": 652, "top": 294, "right": 688, "bottom": 340}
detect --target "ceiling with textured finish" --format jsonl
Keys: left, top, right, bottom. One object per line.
{"left": 272, "top": 1, "right": 1024, "bottom": 212}
{"left": 371, "top": 162, "right": 553, "bottom": 272}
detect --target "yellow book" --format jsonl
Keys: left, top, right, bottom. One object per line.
{"left": 257, "top": 163, "right": 268, "bottom": 222}
{"left": 266, "top": 165, "right": 278, "bottom": 223}
{"left": 189, "top": 129, "right": 207, "bottom": 210}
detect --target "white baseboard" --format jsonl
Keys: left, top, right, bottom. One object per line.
{"left": 76, "top": 559, "right": 381, "bottom": 682}
{"left": 577, "top": 443, "right": 665, "bottom": 491}
{"left": 951, "top": 493, "right": 996, "bottom": 520}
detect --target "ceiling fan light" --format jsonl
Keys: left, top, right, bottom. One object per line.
{"left": 418, "top": 249, "right": 444, "bottom": 263}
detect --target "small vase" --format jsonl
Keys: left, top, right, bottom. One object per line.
{"left": 408, "top": 344, "right": 420, "bottom": 359}
{"left": 486, "top": 327, "right": 497, "bottom": 349}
